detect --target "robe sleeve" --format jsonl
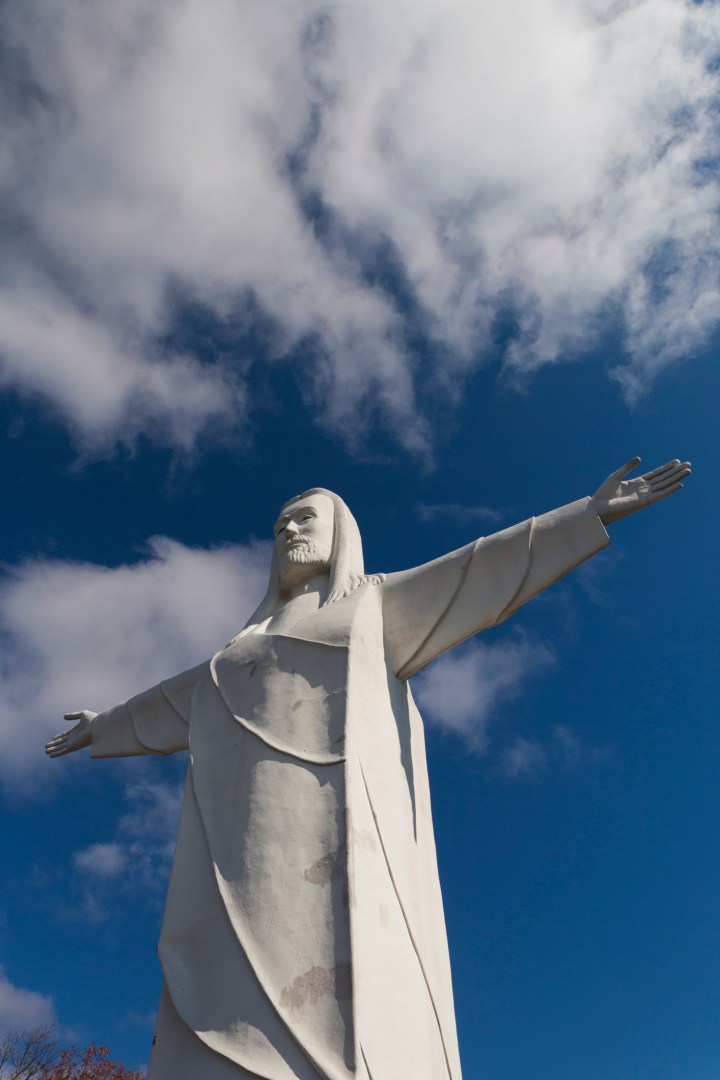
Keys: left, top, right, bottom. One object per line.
{"left": 381, "top": 497, "right": 610, "bottom": 680}
{"left": 90, "top": 661, "right": 208, "bottom": 758}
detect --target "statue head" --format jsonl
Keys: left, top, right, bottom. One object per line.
{"left": 242, "top": 488, "right": 383, "bottom": 628}
{"left": 269, "top": 490, "right": 335, "bottom": 595}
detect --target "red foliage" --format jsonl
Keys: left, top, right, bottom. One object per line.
{"left": 38, "top": 1043, "right": 144, "bottom": 1080}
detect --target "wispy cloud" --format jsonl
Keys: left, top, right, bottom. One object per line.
{"left": 413, "top": 634, "right": 556, "bottom": 752}
{"left": 117, "top": 779, "right": 184, "bottom": 891}
{"left": 574, "top": 547, "right": 624, "bottom": 606}
{"left": 500, "top": 735, "right": 549, "bottom": 780}
{"left": 499, "top": 724, "right": 610, "bottom": 780}
{"left": 0, "top": 537, "right": 270, "bottom": 787}
{"left": 0, "top": 0, "right": 717, "bottom": 454}
{"left": 70, "top": 779, "right": 183, "bottom": 922}
{"left": 0, "top": 967, "right": 56, "bottom": 1031}
{"left": 416, "top": 503, "right": 508, "bottom": 525}
{"left": 73, "top": 843, "right": 125, "bottom": 879}
{"left": 415, "top": 636, "right": 609, "bottom": 776}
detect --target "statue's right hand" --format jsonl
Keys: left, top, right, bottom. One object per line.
{"left": 45, "top": 711, "right": 97, "bottom": 758}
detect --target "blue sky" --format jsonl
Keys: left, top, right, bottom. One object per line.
{"left": 1, "top": 1, "right": 719, "bottom": 1077}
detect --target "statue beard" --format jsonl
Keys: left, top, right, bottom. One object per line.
{"left": 278, "top": 537, "right": 332, "bottom": 589}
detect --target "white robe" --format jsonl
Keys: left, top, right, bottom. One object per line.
{"left": 91, "top": 499, "right": 609, "bottom": 1079}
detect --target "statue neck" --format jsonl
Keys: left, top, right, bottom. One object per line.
{"left": 268, "top": 572, "right": 329, "bottom": 634}
{"left": 283, "top": 570, "right": 330, "bottom": 603}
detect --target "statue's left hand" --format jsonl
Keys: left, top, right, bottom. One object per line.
{"left": 591, "top": 456, "right": 691, "bottom": 526}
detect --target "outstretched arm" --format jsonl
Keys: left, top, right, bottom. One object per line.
{"left": 382, "top": 454, "right": 691, "bottom": 680}
{"left": 44, "top": 661, "right": 208, "bottom": 761}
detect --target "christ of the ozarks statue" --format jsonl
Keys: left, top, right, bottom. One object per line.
{"left": 46, "top": 456, "right": 690, "bottom": 1080}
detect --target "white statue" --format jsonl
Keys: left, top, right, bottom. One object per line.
{"left": 46, "top": 457, "right": 689, "bottom": 1080}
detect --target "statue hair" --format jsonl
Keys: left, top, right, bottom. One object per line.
{"left": 242, "top": 488, "right": 384, "bottom": 629}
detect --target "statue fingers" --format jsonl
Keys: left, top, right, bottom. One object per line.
{"left": 647, "top": 481, "right": 683, "bottom": 505}
{"left": 610, "top": 456, "right": 641, "bottom": 481}
{"left": 641, "top": 459, "right": 682, "bottom": 481}
{"left": 648, "top": 465, "right": 691, "bottom": 493}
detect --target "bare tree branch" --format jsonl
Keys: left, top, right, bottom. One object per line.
{"left": 0, "top": 1026, "right": 58, "bottom": 1080}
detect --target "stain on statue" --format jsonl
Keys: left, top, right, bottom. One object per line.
{"left": 46, "top": 458, "right": 690, "bottom": 1079}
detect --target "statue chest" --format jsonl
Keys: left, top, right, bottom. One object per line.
{"left": 204, "top": 631, "right": 350, "bottom": 761}
{"left": 195, "top": 587, "right": 384, "bottom": 761}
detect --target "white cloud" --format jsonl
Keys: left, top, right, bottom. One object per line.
{"left": 0, "top": 0, "right": 717, "bottom": 454}
{"left": 73, "top": 842, "right": 126, "bottom": 879}
{"left": 313, "top": 0, "right": 720, "bottom": 387}
{"left": 413, "top": 634, "right": 555, "bottom": 751}
{"left": 500, "top": 735, "right": 549, "bottom": 779}
{"left": 117, "top": 779, "right": 184, "bottom": 890}
{"left": 0, "top": 276, "right": 247, "bottom": 453}
{"left": 499, "top": 723, "right": 610, "bottom": 779}
{"left": 0, "top": 537, "right": 270, "bottom": 786}
{"left": 69, "top": 779, "right": 184, "bottom": 922}
{"left": 0, "top": 967, "right": 56, "bottom": 1032}
{"left": 574, "top": 546, "right": 623, "bottom": 606}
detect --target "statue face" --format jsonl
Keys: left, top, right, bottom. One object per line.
{"left": 274, "top": 493, "right": 335, "bottom": 588}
